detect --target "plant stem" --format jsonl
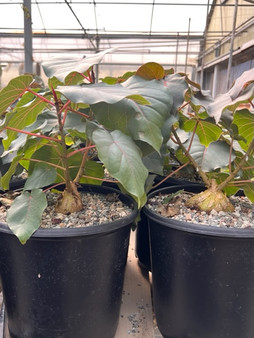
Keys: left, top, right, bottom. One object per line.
{"left": 55, "top": 99, "right": 73, "bottom": 192}
{"left": 67, "top": 144, "right": 96, "bottom": 158}
{"left": 217, "top": 138, "right": 254, "bottom": 191}
{"left": 5, "top": 126, "right": 61, "bottom": 143}
{"left": 152, "top": 160, "right": 191, "bottom": 190}
{"left": 171, "top": 126, "right": 211, "bottom": 187}
{"left": 74, "top": 140, "right": 92, "bottom": 183}
{"left": 27, "top": 88, "right": 55, "bottom": 106}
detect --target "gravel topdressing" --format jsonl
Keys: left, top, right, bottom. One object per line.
{"left": 147, "top": 192, "right": 254, "bottom": 229}
{"left": 0, "top": 190, "right": 133, "bottom": 229}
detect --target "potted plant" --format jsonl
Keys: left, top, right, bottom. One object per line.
{"left": 0, "top": 54, "right": 180, "bottom": 337}
{"left": 144, "top": 68, "right": 254, "bottom": 338}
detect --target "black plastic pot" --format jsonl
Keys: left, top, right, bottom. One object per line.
{"left": 136, "top": 177, "right": 204, "bottom": 271}
{"left": 144, "top": 184, "right": 254, "bottom": 338}
{"left": 0, "top": 184, "right": 137, "bottom": 338}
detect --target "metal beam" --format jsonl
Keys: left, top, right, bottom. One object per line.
{"left": 0, "top": 32, "right": 204, "bottom": 40}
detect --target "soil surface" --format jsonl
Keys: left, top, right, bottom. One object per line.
{"left": 0, "top": 190, "right": 132, "bottom": 229}
{"left": 147, "top": 191, "right": 254, "bottom": 229}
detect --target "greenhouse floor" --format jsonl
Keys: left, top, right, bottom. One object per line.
{"left": 0, "top": 230, "right": 163, "bottom": 338}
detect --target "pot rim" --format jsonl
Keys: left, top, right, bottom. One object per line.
{"left": 144, "top": 184, "right": 254, "bottom": 239}
{"left": 0, "top": 184, "right": 138, "bottom": 239}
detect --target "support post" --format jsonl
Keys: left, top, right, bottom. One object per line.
{"left": 23, "top": 0, "right": 33, "bottom": 73}
{"left": 226, "top": 0, "right": 238, "bottom": 90}
{"left": 184, "top": 18, "right": 191, "bottom": 73}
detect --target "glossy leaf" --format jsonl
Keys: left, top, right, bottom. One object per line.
{"left": 7, "top": 189, "right": 47, "bottom": 244}
{"left": 92, "top": 128, "right": 148, "bottom": 206}
{"left": 183, "top": 118, "right": 222, "bottom": 147}
{"left": 232, "top": 109, "right": 254, "bottom": 150}
{"left": 0, "top": 75, "right": 33, "bottom": 116}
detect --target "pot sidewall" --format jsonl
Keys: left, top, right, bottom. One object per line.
{"left": 145, "top": 185, "right": 254, "bottom": 338}
{"left": 0, "top": 184, "right": 137, "bottom": 338}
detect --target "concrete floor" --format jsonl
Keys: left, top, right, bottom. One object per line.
{"left": 0, "top": 230, "right": 163, "bottom": 338}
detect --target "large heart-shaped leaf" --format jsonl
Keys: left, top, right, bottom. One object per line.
{"left": 173, "top": 134, "right": 235, "bottom": 172}
{"left": 164, "top": 73, "right": 189, "bottom": 113}
{"left": 58, "top": 82, "right": 147, "bottom": 105}
{"left": 7, "top": 189, "right": 47, "bottom": 244}
{"left": 0, "top": 75, "right": 33, "bottom": 116}
{"left": 42, "top": 48, "right": 115, "bottom": 82}
{"left": 189, "top": 138, "right": 234, "bottom": 171}
{"left": 92, "top": 76, "right": 173, "bottom": 152}
{"left": 92, "top": 128, "right": 148, "bottom": 206}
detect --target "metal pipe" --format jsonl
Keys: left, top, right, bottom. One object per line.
{"left": 185, "top": 18, "right": 191, "bottom": 73}
{"left": 226, "top": 0, "right": 238, "bottom": 90}
{"left": 23, "top": 0, "right": 33, "bottom": 73}
{"left": 175, "top": 32, "right": 179, "bottom": 71}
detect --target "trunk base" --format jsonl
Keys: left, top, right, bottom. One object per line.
{"left": 186, "top": 181, "right": 234, "bottom": 213}
{"left": 55, "top": 182, "right": 83, "bottom": 214}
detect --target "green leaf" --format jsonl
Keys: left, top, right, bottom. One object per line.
{"left": 20, "top": 138, "right": 49, "bottom": 170}
{"left": 28, "top": 144, "right": 65, "bottom": 184}
{"left": 79, "top": 160, "right": 104, "bottom": 185}
{"left": 232, "top": 109, "right": 254, "bottom": 150}
{"left": 24, "top": 163, "right": 57, "bottom": 190}
{"left": 189, "top": 140, "right": 234, "bottom": 172}
{"left": 64, "top": 71, "right": 88, "bottom": 85}
{"left": 64, "top": 112, "right": 87, "bottom": 133}
{"left": 7, "top": 189, "right": 47, "bottom": 244}
{"left": 42, "top": 48, "right": 115, "bottom": 82}
{"left": 48, "top": 76, "right": 64, "bottom": 90}
{"left": 92, "top": 75, "right": 173, "bottom": 152}
{"left": 92, "top": 128, "right": 148, "bottom": 207}
{"left": 242, "top": 183, "right": 254, "bottom": 204}
{"left": 142, "top": 150, "right": 164, "bottom": 175}
{"left": 0, "top": 154, "right": 23, "bottom": 190}
{"left": 0, "top": 75, "right": 33, "bottom": 116}
{"left": 164, "top": 73, "right": 189, "bottom": 113}
{"left": 58, "top": 82, "right": 146, "bottom": 105}
{"left": 66, "top": 151, "right": 104, "bottom": 183}
{"left": 183, "top": 118, "right": 222, "bottom": 147}
{"left": 3, "top": 97, "right": 48, "bottom": 149}
{"left": 173, "top": 134, "right": 235, "bottom": 172}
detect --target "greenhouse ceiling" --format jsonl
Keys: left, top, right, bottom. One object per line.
{"left": 0, "top": 0, "right": 253, "bottom": 80}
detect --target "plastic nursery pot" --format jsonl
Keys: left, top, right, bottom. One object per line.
{"left": 0, "top": 184, "right": 138, "bottom": 338}
{"left": 144, "top": 184, "right": 254, "bottom": 338}
{"left": 135, "top": 178, "right": 204, "bottom": 271}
